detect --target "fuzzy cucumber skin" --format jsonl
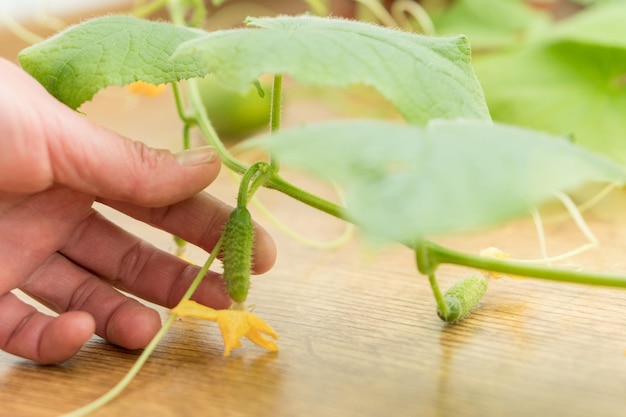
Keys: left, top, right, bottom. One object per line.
{"left": 437, "top": 273, "right": 488, "bottom": 323}
{"left": 222, "top": 207, "right": 254, "bottom": 303}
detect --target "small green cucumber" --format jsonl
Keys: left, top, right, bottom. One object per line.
{"left": 437, "top": 273, "right": 488, "bottom": 323}
{"left": 222, "top": 206, "right": 254, "bottom": 303}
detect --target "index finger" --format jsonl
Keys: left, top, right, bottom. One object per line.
{"left": 99, "top": 192, "right": 277, "bottom": 274}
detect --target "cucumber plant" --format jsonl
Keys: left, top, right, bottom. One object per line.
{"left": 221, "top": 161, "right": 272, "bottom": 304}
{"left": 13, "top": 0, "right": 626, "bottom": 415}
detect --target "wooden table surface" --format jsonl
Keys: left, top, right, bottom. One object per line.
{"left": 3, "top": 6, "right": 626, "bottom": 417}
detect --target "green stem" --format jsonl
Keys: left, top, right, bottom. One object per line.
{"left": 171, "top": 83, "right": 195, "bottom": 125}
{"left": 354, "top": 0, "right": 398, "bottom": 27}
{"left": 166, "top": 0, "right": 187, "bottom": 25}
{"left": 269, "top": 74, "right": 283, "bottom": 171}
{"left": 187, "top": 77, "right": 248, "bottom": 174}
{"left": 246, "top": 165, "right": 273, "bottom": 203}
{"left": 237, "top": 162, "right": 270, "bottom": 208}
{"left": 132, "top": 0, "right": 169, "bottom": 18}
{"left": 270, "top": 74, "right": 283, "bottom": 134}
{"left": 61, "top": 240, "right": 223, "bottom": 417}
{"left": 167, "top": 0, "right": 205, "bottom": 27}
{"left": 173, "top": 235, "right": 187, "bottom": 257}
{"left": 187, "top": 78, "right": 346, "bottom": 219}
{"left": 428, "top": 272, "right": 449, "bottom": 319}
{"left": 60, "top": 315, "right": 177, "bottom": 417}
{"left": 182, "top": 124, "right": 192, "bottom": 150}
{"left": 304, "top": 0, "right": 330, "bottom": 16}
{"left": 421, "top": 240, "right": 626, "bottom": 289}
{"left": 180, "top": 237, "right": 223, "bottom": 300}
{"left": 169, "top": 0, "right": 349, "bottom": 221}
{"left": 170, "top": 83, "right": 194, "bottom": 150}
{"left": 415, "top": 240, "right": 449, "bottom": 318}
{"left": 186, "top": 0, "right": 207, "bottom": 28}
{"left": 265, "top": 175, "right": 345, "bottom": 219}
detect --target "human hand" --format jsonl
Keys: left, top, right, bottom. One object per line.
{"left": 0, "top": 58, "right": 276, "bottom": 364}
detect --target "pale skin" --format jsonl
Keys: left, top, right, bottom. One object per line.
{"left": 0, "top": 58, "right": 277, "bottom": 364}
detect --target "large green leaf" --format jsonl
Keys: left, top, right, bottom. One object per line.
{"left": 473, "top": 3, "right": 626, "bottom": 166}
{"left": 253, "top": 120, "right": 626, "bottom": 242}
{"left": 18, "top": 16, "right": 206, "bottom": 109}
{"left": 18, "top": 14, "right": 489, "bottom": 123}
{"left": 475, "top": 42, "right": 626, "bottom": 165}
{"left": 550, "top": 1, "right": 626, "bottom": 48}
{"left": 432, "top": 0, "right": 550, "bottom": 49}
{"left": 174, "top": 15, "right": 490, "bottom": 124}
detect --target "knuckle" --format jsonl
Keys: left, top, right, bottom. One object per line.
{"left": 116, "top": 241, "right": 152, "bottom": 289}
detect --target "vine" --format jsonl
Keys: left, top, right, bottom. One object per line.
{"left": 9, "top": 1, "right": 626, "bottom": 415}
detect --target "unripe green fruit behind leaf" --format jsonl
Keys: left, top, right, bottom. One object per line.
{"left": 197, "top": 76, "right": 271, "bottom": 139}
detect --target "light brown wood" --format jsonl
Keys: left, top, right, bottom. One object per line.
{"left": 3, "top": 4, "right": 626, "bottom": 417}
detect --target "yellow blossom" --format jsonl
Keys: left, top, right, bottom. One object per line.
{"left": 479, "top": 246, "right": 525, "bottom": 280}
{"left": 127, "top": 80, "right": 167, "bottom": 96}
{"left": 172, "top": 300, "right": 279, "bottom": 356}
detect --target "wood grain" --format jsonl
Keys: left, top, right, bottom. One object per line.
{"left": 3, "top": 5, "right": 626, "bottom": 417}
{"left": 4, "top": 198, "right": 626, "bottom": 417}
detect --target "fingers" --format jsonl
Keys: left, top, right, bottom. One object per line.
{"left": 59, "top": 210, "right": 232, "bottom": 309}
{"left": 21, "top": 252, "right": 162, "bottom": 347}
{"left": 0, "top": 187, "right": 94, "bottom": 296}
{"left": 19, "top": 252, "right": 209, "bottom": 354}
{"left": 99, "top": 192, "right": 278, "bottom": 274}
{"left": 0, "top": 292, "right": 95, "bottom": 364}
{"left": 0, "top": 58, "right": 221, "bottom": 207}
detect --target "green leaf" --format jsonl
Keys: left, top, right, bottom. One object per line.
{"left": 18, "top": 16, "right": 206, "bottom": 109}
{"left": 252, "top": 120, "right": 626, "bottom": 242}
{"left": 549, "top": 2, "right": 626, "bottom": 49}
{"left": 432, "top": 0, "right": 550, "bottom": 49}
{"left": 475, "top": 42, "right": 626, "bottom": 165}
{"left": 174, "top": 15, "right": 490, "bottom": 124}
{"left": 18, "top": 14, "right": 489, "bottom": 123}
{"left": 474, "top": 3, "right": 626, "bottom": 166}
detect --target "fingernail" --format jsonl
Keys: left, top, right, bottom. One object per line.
{"left": 175, "top": 146, "right": 218, "bottom": 166}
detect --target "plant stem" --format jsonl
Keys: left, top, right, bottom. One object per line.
{"left": 132, "top": 0, "right": 169, "bottom": 18}
{"left": 237, "top": 162, "right": 270, "bottom": 208}
{"left": 0, "top": 9, "right": 44, "bottom": 43}
{"left": 422, "top": 240, "right": 626, "bottom": 289}
{"left": 390, "top": 1, "right": 436, "bottom": 34}
{"left": 180, "top": 238, "right": 223, "bottom": 300}
{"left": 186, "top": 0, "right": 207, "bottom": 28}
{"left": 304, "top": 0, "right": 330, "bottom": 16}
{"left": 427, "top": 272, "right": 449, "bottom": 319}
{"left": 187, "top": 80, "right": 347, "bottom": 219}
{"left": 169, "top": 0, "right": 349, "bottom": 220}
{"left": 269, "top": 74, "right": 283, "bottom": 171}
{"left": 182, "top": 124, "right": 192, "bottom": 150}
{"left": 61, "top": 241, "right": 223, "bottom": 417}
{"left": 270, "top": 74, "right": 283, "bottom": 134}
{"left": 355, "top": 0, "right": 398, "bottom": 27}
{"left": 60, "top": 315, "right": 177, "bottom": 417}
{"left": 265, "top": 175, "right": 346, "bottom": 219}
{"left": 246, "top": 165, "right": 273, "bottom": 203}
{"left": 166, "top": 0, "right": 186, "bottom": 25}
{"left": 171, "top": 82, "right": 193, "bottom": 150}
{"left": 171, "top": 83, "right": 195, "bottom": 125}
{"left": 187, "top": 77, "right": 248, "bottom": 174}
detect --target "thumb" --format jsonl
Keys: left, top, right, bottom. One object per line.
{"left": 0, "top": 58, "right": 220, "bottom": 206}
{"left": 50, "top": 122, "right": 221, "bottom": 206}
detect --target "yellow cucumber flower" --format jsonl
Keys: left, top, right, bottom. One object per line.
{"left": 172, "top": 300, "right": 279, "bottom": 356}
{"left": 127, "top": 80, "right": 167, "bottom": 96}
{"left": 479, "top": 246, "right": 524, "bottom": 280}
